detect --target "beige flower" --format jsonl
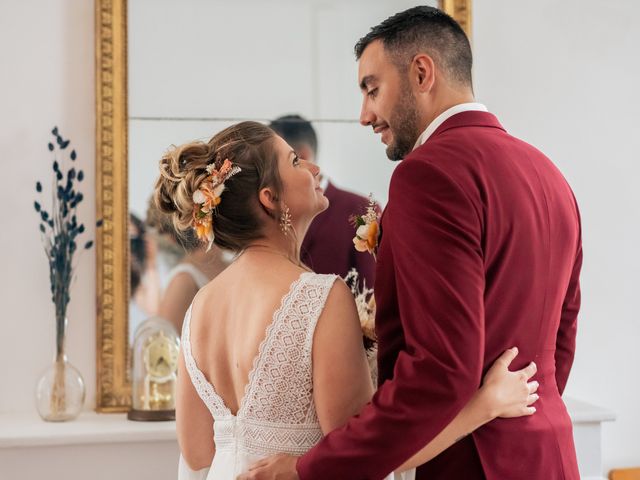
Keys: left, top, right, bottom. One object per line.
{"left": 354, "top": 220, "right": 379, "bottom": 253}
{"left": 353, "top": 235, "right": 369, "bottom": 253}
{"left": 351, "top": 194, "right": 380, "bottom": 258}
{"left": 213, "top": 183, "right": 226, "bottom": 199}
{"left": 192, "top": 189, "right": 206, "bottom": 204}
{"left": 356, "top": 224, "right": 371, "bottom": 239}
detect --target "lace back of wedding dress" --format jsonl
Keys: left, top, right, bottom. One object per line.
{"left": 180, "top": 272, "right": 337, "bottom": 478}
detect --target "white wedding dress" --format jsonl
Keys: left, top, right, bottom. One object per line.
{"left": 178, "top": 271, "right": 414, "bottom": 480}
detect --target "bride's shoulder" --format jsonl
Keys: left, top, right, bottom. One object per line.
{"left": 301, "top": 271, "right": 339, "bottom": 285}
{"left": 301, "top": 272, "right": 351, "bottom": 298}
{"left": 310, "top": 275, "right": 355, "bottom": 314}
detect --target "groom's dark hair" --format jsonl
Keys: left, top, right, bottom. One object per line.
{"left": 355, "top": 6, "right": 473, "bottom": 87}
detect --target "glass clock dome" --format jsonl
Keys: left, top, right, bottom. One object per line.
{"left": 128, "top": 316, "right": 180, "bottom": 421}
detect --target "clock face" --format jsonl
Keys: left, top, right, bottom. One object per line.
{"left": 144, "top": 331, "right": 179, "bottom": 380}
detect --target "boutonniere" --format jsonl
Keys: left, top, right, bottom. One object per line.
{"left": 351, "top": 194, "right": 380, "bottom": 260}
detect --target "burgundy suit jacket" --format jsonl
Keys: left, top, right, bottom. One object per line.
{"left": 297, "top": 111, "right": 582, "bottom": 480}
{"left": 301, "top": 181, "right": 376, "bottom": 288}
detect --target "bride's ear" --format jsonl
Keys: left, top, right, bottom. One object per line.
{"left": 258, "top": 187, "right": 278, "bottom": 217}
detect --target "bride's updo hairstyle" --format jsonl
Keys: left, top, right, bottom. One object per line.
{"left": 154, "top": 121, "right": 283, "bottom": 252}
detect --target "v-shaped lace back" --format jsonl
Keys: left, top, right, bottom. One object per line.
{"left": 181, "top": 272, "right": 337, "bottom": 458}
{"left": 181, "top": 304, "right": 229, "bottom": 418}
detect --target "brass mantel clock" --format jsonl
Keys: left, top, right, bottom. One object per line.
{"left": 128, "top": 317, "right": 180, "bottom": 421}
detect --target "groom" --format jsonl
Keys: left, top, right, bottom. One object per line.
{"left": 242, "top": 6, "right": 582, "bottom": 479}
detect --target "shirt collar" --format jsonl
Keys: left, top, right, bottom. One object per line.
{"left": 413, "top": 102, "right": 489, "bottom": 150}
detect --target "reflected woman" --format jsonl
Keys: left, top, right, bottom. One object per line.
{"left": 128, "top": 212, "right": 161, "bottom": 344}
{"left": 146, "top": 200, "right": 229, "bottom": 333}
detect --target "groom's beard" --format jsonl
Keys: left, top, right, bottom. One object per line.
{"left": 386, "top": 83, "right": 420, "bottom": 161}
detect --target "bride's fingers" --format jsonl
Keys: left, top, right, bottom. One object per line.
{"left": 519, "top": 361, "right": 537, "bottom": 380}
{"left": 527, "top": 381, "right": 539, "bottom": 394}
{"left": 527, "top": 393, "right": 540, "bottom": 405}
{"left": 523, "top": 405, "right": 537, "bottom": 416}
{"left": 496, "top": 347, "right": 519, "bottom": 369}
{"left": 248, "top": 460, "right": 269, "bottom": 471}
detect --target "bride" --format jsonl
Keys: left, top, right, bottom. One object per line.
{"left": 154, "top": 121, "right": 538, "bottom": 480}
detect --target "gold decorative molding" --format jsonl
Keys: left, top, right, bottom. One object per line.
{"left": 439, "top": 0, "right": 472, "bottom": 39}
{"left": 95, "top": 0, "right": 130, "bottom": 412}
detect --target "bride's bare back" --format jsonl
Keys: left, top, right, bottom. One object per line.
{"left": 177, "top": 252, "right": 373, "bottom": 472}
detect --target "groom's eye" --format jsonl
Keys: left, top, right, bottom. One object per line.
{"left": 367, "top": 88, "right": 378, "bottom": 98}
{"left": 292, "top": 155, "right": 300, "bottom": 166}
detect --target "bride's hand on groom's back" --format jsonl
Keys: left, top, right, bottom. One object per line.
{"left": 480, "top": 347, "right": 539, "bottom": 419}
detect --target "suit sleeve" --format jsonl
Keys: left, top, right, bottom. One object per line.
{"left": 555, "top": 204, "right": 582, "bottom": 395}
{"left": 297, "top": 160, "right": 486, "bottom": 479}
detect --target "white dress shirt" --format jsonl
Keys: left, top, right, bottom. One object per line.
{"left": 413, "top": 102, "right": 488, "bottom": 151}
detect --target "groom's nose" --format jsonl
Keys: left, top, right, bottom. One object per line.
{"left": 360, "top": 98, "right": 375, "bottom": 127}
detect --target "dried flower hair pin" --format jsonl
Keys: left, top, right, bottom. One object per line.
{"left": 192, "top": 158, "right": 241, "bottom": 251}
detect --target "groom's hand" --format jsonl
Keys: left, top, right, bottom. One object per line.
{"left": 236, "top": 454, "right": 299, "bottom": 480}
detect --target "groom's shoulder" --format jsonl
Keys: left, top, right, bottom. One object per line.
{"left": 411, "top": 124, "right": 501, "bottom": 164}
{"left": 395, "top": 139, "right": 476, "bottom": 183}
{"left": 390, "top": 132, "right": 499, "bottom": 198}
{"left": 404, "top": 121, "right": 550, "bottom": 178}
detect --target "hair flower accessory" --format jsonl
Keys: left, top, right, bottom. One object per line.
{"left": 351, "top": 194, "right": 380, "bottom": 259}
{"left": 192, "top": 158, "right": 241, "bottom": 250}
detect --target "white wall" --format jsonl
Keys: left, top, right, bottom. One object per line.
{"left": 0, "top": 0, "right": 97, "bottom": 413}
{"left": 474, "top": 0, "right": 640, "bottom": 472}
{"left": 1, "top": 0, "right": 638, "bottom": 475}
{"left": 127, "top": 0, "right": 433, "bottom": 216}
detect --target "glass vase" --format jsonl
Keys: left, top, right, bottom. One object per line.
{"left": 35, "top": 317, "right": 86, "bottom": 421}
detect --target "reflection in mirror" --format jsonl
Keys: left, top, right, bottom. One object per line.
{"left": 126, "top": 0, "right": 439, "bottom": 351}
{"left": 95, "top": 0, "right": 468, "bottom": 411}
{"left": 128, "top": 201, "right": 230, "bottom": 347}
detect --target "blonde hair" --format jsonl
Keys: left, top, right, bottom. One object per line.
{"left": 154, "top": 121, "right": 283, "bottom": 252}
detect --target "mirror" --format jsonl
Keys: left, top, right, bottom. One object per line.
{"left": 95, "top": 0, "right": 472, "bottom": 412}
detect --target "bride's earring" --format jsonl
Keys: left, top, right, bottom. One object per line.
{"left": 279, "top": 204, "right": 292, "bottom": 236}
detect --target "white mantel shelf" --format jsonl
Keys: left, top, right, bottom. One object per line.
{"left": 0, "top": 411, "right": 176, "bottom": 448}
{"left": 565, "top": 397, "right": 616, "bottom": 423}
{"left": 0, "top": 397, "right": 615, "bottom": 449}
{"left": 0, "top": 397, "right": 615, "bottom": 480}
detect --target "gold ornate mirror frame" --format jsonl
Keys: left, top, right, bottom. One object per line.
{"left": 94, "top": 0, "right": 472, "bottom": 412}
{"left": 95, "top": 0, "right": 129, "bottom": 411}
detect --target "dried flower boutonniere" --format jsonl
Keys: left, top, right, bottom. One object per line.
{"left": 192, "top": 158, "right": 241, "bottom": 251}
{"left": 351, "top": 194, "right": 380, "bottom": 260}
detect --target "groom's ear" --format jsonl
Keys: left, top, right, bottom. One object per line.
{"left": 411, "top": 53, "right": 436, "bottom": 94}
